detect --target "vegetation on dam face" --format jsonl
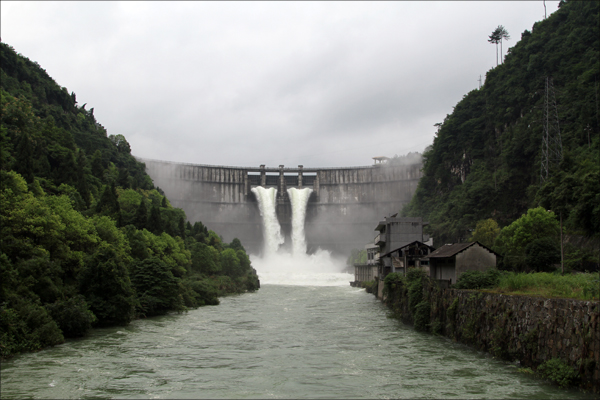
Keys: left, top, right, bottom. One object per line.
{"left": 401, "top": 0, "right": 599, "bottom": 272}
{"left": 0, "top": 41, "right": 259, "bottom": 359}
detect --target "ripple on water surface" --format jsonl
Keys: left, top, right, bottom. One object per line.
{"left": 0, "top": 283, "right": 595, "bottom": 399}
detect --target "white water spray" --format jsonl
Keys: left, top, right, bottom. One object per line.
{"left": 287, "top": 187, "right": 312, "bottom": 256}
{"left": 251, "top": 186, "right": 352, "bottom": 286}
{"left": 251, "top": 187, "right": 284, "bottom": 256}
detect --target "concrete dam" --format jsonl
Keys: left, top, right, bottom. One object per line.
{"left": 141, "top": 159, "right": 423, "bottom": 255}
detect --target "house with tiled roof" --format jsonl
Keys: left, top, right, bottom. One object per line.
{"left": 428, "top": 242, "right": 499, "bottom": 285}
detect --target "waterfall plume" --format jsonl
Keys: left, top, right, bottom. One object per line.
{"left": 251, "top": 186, "right": 283, "bottom": 256}
{"left": 287, "top": 187, "right": 313, "bottom": 256}
{"left": 251, "top": 185, "right": 350, "bottom": 286}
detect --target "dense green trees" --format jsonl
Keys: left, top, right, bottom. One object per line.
{"left": 0, "top": 40, "right": 260, "bottom": 359}
{"left": 402, "top": 1, "right": 599, "bottom": 271}
{"left": 494, "top": 207, "right": 560, "bottom": 270}
{"left": 469, "top": 218, "right": 501, "bottom": 248}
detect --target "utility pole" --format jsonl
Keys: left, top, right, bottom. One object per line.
{"left": 540, "top": 76, "right": 563, "bottom": 183}
{"left": 478, "top": 75, "right": 482, "bottom": 89}
{"left": 544, "top": 0, "right": 547, "bottom": 19}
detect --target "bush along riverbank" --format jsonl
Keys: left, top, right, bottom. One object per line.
{"left": 380, "top": 270, "right": 600, "bottom": 393}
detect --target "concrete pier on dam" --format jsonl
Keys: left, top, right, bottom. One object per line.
{"left": 140, "top": 159, "right": 423, "bottom": 255}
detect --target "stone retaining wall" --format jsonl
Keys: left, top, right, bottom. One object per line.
{"left": 382, "top": 278, "right": 600, "bottom": 392}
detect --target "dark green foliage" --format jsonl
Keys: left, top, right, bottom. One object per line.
{"left": 191, "top": 221, "right": 208, "bottom": 243}
{"left": 122, "top": 225, "right": 149, "bottom": 261}
{"left": 236, "top": 249, "right": 251, "bottom": 272}
{"left": 537, "top": 358, "right": 579, "bottom": 388}
{"left": 220, "top": 248, "right": 241, "bottom": 278}
{"left": 406, "top": 268, "right": 427, "bottom": 315}
{"left": 117, "top": 168, "right": 130, "bottom": 189}
{"left": 402, "top": 1, "right": 600, "bottom": 248}
{"left": 132, "top": 198, "right": 148, "bottom": 230}
{"left": 0, "top": 300, "right": 64, "bottom": 358}
{"left": 78, "top": 248, "right": 135, "bottom": 326}
{"left": 362, "top": 280, "right": 377, "bottom": 294}
{"left": 446, "top": 297, "right": 459, "bottom": 326}
{"left": 414, "top": 300, "right": 431, "bottom": 332}
{"left": 15, "top": 132, "right": 34, "bottom": 183}
{"left": 383, "top": 270, "right": 431, "bottom": 332}
{"left": 383, "top": 272, "right": 403, "bottom": 294}
{"left": 229, "top": 238, "right": 245, "bottom": 252}
{"left": 148, "top": 205, "right": 163, "bottom": 235}
{"left": 90, "top": 150, "right": 104, "bottom": 178}
{"left": 188, "top": 279, "right": 220, "bottom": 306}
{"left": 161, "top": 207, "right": 186, "bottom": 238}
{"left": 454, "top": 269, "right": 502, "bottom": 289}
{"left": 131, "top": 258, "right": 183, "bottom": 317}
{"left": 75, "top": 150, "right": 90, "bottom": 207}
{"left": 243, "top": 267, "right": 261, "bottom": 292}
{"left": 0, "top": 40, "right": 260, "bottom": 359}
{"left": 190, "top": 242, "right": 221, "bottom": 275}
{"left": 178, "top": 216, "right": 185, "bottom": 239}
{"left": 525, "top": 237, "right": 560, "bottom": 272}
{"left": 95, "top": 183, "right": 120, "bottom": 216}
{"left": 45, "top": 295, "right": 96, "bottom": 338}
{"left": 495, "top": 207, "right": 561, "bottom": 271}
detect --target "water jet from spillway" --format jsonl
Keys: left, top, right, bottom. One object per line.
{"left": 287, "top": 187, "right": 312, "bottom": 256}
{"left": 250, "top": 186, "right": 352, "bottom": 286}
{"left": 251, "top": 186, "right": 283, "bottom": 257}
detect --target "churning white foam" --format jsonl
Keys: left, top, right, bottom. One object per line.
{"left": 251, "top": 186, "right": 353, "bottom": 286}
{"left": 250, "top": 250, "right": 353, "bottom": 286}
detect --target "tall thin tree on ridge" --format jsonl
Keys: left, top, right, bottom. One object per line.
{"left": 498, "top": 25, "right": 510, "bottom": 64}
{"left": 488, "top": 27, "right": 501, "bottom": 66}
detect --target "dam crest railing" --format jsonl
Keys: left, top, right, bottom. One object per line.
{"left": 135, "top": 157, "right": 398, "bottom": 172}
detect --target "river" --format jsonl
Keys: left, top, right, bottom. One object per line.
{"left": 0, "top": 277, "right": 594, "bottom": 399}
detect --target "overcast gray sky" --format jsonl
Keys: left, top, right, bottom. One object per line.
{"left": 1, "top": 1, "right": 558, "bottom": 168}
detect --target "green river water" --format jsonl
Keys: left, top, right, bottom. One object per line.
{"left": 0, "top": 282, "right": 594, "bottom": 399}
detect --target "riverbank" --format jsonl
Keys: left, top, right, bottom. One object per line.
{"left": 3, "top": 284, "right": 595, "bottom": 399}
{"left": 374, "top": 272, "right": 600, "bottom": 393}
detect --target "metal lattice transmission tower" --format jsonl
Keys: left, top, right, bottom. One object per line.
{"left": 540, "top": 77, "right": 563, "bottom": 183}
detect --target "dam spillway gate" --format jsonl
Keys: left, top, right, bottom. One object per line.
{"left": 141, "top": 159, "right": 423, "bottom": 255}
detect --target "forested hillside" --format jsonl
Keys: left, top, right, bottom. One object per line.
{"left": 0, "top": 41, "right": 259, "bottom": 358}
{"left": 402, "top": 1, "right": 599, "bottom": 270}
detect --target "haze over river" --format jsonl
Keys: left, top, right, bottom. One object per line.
{"left": 0, "top": 273, "right": 594, "bottom": 399}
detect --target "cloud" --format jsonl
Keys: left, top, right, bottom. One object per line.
{"left": 1, "top": 1, "right": 559, "bottom": 168}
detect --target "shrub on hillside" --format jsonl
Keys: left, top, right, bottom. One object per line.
{"left": 131, "top": 257, "right": 184, "bottom": 317}
{"left": 454, "top": 269, "right": 502, "bottom": 289}
{"left": 0, "top": 300, "right": 64, "bottom": 358}
{"left": 525, "top": 237, "right": 560, "bottom": 272}
{"left": 189, "top": 279, "right": 220, "bottom": 305}
{"left": 406, "top": 269, "right": 427, "bottom": 315}
{"left": 537, "top": 358, "right": 579, "bottom": 388}
{"left": 383, "top": 272, "right": 403, "bottom": 293}
{"left": 45, "top": 295, "right": 96, "bottom": 338}
{"left": 414, "top": 300, "right": 431, "bottom": 332}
